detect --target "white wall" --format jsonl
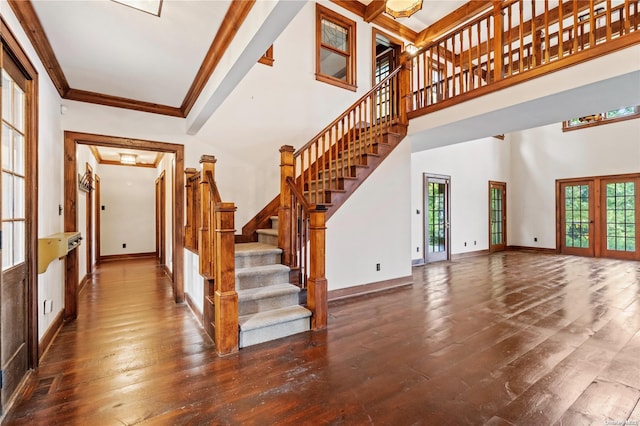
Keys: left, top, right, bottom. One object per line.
{"left": 411, "top": 136, "right": 511, "bottom": 260}
{"left": 509, "top": 119, "right": 640, "bottom": 249}
{"left": 327, "top": 138, "right": 412, "bottom": 290}
{"left": 98, "top": 164, "right": 156, "bottom": 256}
{"left": 184, "top": 250, "right": 203, "bottom": 315}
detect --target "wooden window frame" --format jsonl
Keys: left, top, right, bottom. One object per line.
{"left": 562, "top": 106, "right": 640, "bottom": 131}
{"left": 315, "top": 4, "right": 357, "bottom": 92}
{"left": 258, "top": 45, "right": 274, "bottom": 66}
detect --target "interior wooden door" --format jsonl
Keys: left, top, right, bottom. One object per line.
{"left": 85, "top": 163, "right": 93, "bottom": 274}
{"left": 424, "top": 174, "right": 450, "bottom": 263}
{"left": 155, "top": 172, "right": 166, "bottom": 265}
{"left": 600, "top": 176, "right": 639, "bottom": 260}
{"left": 1, "top": 49, "right": 29, "bottom": 412}
{"left": 489, "top": 181, "right": 507, "bottom": 252}
{"left": 559, "top": 180, "right": 595, "bottom": 257}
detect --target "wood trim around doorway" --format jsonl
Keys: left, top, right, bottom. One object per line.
{"left": 63, "top": 131, "right": 185, "bottom": 321}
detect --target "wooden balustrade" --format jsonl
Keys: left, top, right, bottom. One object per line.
{"left": 408, "top": 0, "right": 640, "bottom": 115}
{"left": 197, "top": 155, "right": 238, "bottom": 355}
{"left": 294, "top": 66, "right": 406, "bottom": 206}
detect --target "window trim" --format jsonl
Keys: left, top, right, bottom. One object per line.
{"left": 315, "top": 4, "right": 357, "bottom": 92}
{"left": 562, "top": 106, "right": 640, "bottom": 131}
{"left": 258, "top": 45, "right": 274, "bottom": 67}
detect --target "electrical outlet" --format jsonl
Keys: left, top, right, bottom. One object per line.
{"left": 122, "top": 243, "right": 126, "bottom": 248}
{"left": 416, "top": 209, "right": 420, "bottom": 214}
{"left": 416, "top": 247, "right": 420, "bottom": 252}
{"left": 474, "top": 241, "right": 477, "bottom": 245}
{"left": 534, "top": 237, "right": 538, "bottom": 242}
{"left": 376, "top": 263, "right": 381, "bottom": 271}
{"left": 44, "top": 299, "right": 53, "bottom": 314}
{"left": 464, "top": 242, "right": 467, "bottom": 247}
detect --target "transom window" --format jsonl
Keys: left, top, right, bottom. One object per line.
{"left": 316, "top": 4, "right": 357, "bottom": 91}
{"left": 563, "top": 106, "right": 639, "bottom": 131}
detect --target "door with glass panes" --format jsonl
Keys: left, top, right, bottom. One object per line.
{"left": 424, "top": 174, "right": 450, "bottom": 263}
{"left": 558, "top": 174, "right": 639, "bottom": 260}
{"left": 489, "top": 181, "right": 507, "bottom": 252}
{"left": 1, "top": 48, "right": 29, "bottom": 413}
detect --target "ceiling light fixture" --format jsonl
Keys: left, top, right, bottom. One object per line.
{"left": 385, "top": 0, "right": 423, "bottom": 19}
{"left": 120, "top": 154, "right": 137, "bottom": 165}
{"left": 405, "top": 44, "right": 419, "bottom": 56}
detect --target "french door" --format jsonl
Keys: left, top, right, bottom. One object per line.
{"left": 489, "top": 181, "right": 507, "bottom": 252}
{"left": 558, "top": 174, "right": 639, "bottom": 260}
{"left": 424, "top": 174, "right": 450, "bottom": 263}
{"left": 559, "top": 180, "right": 595, "bottom": 256}
{"left": 1, "top": 44, "right": 32, "bottom": 413}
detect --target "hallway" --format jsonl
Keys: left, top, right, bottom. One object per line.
{"left": 4, "top": 253, "right": 640, "bottom": 424}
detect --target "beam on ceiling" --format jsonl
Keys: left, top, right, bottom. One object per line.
{"left": 364, "top": 0, "right": 387, "bottom": 23}
{"left": 185, "top": 0, "right": 306, "bottom": 135}
{"left": 331, "top": 0, "right": 418, "bottom": 42}
{"left": 415, "top": 1, "right": 492, "bottom": 47}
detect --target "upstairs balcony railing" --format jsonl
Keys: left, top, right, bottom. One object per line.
{"left": 408, "top": 0, "right": 640, "bottom": 116}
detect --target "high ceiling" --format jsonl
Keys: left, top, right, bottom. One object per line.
{"left": 31, "top": 0, "right": 230, "bottom": 107}
{"left": 17, "top": 0, "right": 463, "bottom": 114}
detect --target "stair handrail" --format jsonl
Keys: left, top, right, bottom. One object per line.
{"left": 294, "top": 65, "right": 405, "bottom": 157}
{"left": 198, "top": 156, "right": 238, "bottom": 356}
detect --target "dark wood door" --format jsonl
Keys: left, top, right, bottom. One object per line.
{"left": 1, "top": 51, "right": 29, "bottom": 412}
{"left": 489, "top": 181, "right": 507, "bottom": 252}
{"left": 559, "top": 180, "right": 595, "bottom": 257}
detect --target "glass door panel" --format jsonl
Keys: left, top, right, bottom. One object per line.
{"left": 601, "top": 178, "right": 638, "bottom": 260}
{"left": 489, "top": 181, "right": 507, "bottom": 252}
{"left": 559, "top": 180, "right": 595, "bottom": 256}
{"left": 424, "top": 175, "right": 450, "bottom": 263}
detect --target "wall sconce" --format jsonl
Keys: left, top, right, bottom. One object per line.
{"left": 405, "top": 44, "right": 419, "bottom": 56}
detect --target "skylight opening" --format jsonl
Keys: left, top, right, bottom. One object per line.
{"left": 112, "top": 0, "right": 162, "bottom": 17}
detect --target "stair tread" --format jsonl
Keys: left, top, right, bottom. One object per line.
{"left": 237, "top": 283, "right": 300, "bottom": 301}
{"left": 239, "top": 305, "right": 311, "bottom": 331}
{"left": 256, "top": 228, "right": 278, "bottom": 236}
{"left": 235, "top": 242, "right": 281, "bottom": 256}
{"left": 236, "top": 263, "right": 290, "bottom": 276}
{"left": 270, "top": 216, "right": 278, "bottom": 220}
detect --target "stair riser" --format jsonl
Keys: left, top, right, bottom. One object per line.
{"left": 270, "top": 217, "right": 279, "bottom": 230}
{"left": 236, "top": 269, "right": 290, "bottom": 290}
{"left": 235, "top": 252, "right": 281, "bottom": 269}
{"left": 239, "top": 293, "right": 299, "bottom": 316}
{"left": 239, "top": 317, "right": 310, "bottom": 348}
{"left": 257, "top": 232, "right": 278, "bottom": 246}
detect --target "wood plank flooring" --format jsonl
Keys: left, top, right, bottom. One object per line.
{"left": 4, "top": 252, "right": 640, "bottom": 425}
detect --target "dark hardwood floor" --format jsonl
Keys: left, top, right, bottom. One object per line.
{"left": 4, "top": 252, "right": 640, "bottom": 425}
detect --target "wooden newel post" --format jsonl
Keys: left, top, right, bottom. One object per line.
{"left": 279, "top": 145, "right": 295, "bottom": 267}
{"left": 307, "top": 206, "right": 328, "bottom": 330}
{"left": 199, "top": 156, "right": 216, "bottom": 278}
{"left": 399, "top": 52, "right": 411, "bottom": 125}
{"left": 214, "top": 202, "right": 239, "bottom": 355}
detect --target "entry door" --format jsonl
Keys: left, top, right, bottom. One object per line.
{"left": 600, "top": 177, "right": 639, "bottom": 260}
{"left": 1, "top": 53, "right": 29, "bottom": 411}
{"left": 489, "top": 181, "right": 507, "bottom": 252}
{"left": 559, "top": 180, "right": 595, "bottom": 257}
{"left": 424, "top": 174, "right": 450, "bottom": 263}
